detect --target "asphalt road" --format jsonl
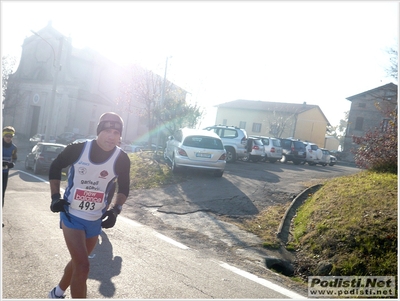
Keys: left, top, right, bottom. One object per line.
{"left": 3, "top": 168, "right": 306, "bottom": 299}
{"left": 3, "top": 146, "right": 360, "bottom": 298}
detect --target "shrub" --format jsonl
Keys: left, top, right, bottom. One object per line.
{"left": 352, "top": 109, "right": 397, "bottom": 174}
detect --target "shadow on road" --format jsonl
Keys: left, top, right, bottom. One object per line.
{"left": 88, "top": 231, "right": 122, "bottom": 298}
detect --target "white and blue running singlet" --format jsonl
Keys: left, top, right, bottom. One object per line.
{"left": 64, "top": 140, "right": 121, "bottom": 221}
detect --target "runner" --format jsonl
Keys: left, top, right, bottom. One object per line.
{"left": 48, "top": 112, "right": 131, "bottom": 298}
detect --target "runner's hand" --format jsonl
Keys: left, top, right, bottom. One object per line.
{"left": 50, "top": 193, "right": 69, "bottom": 213}
{"left": 101, "top": 209, "right": 118, "bottom": 228}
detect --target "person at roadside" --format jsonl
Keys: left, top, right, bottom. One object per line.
{"left": 2, "top": 126, "right": 18, "bottom": 227}
{"left": 47, "top": 112, "right": 131, "bottom": 299}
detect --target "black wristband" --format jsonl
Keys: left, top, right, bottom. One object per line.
{"left": 52, "top": 193, "right": 61, "bottom": 200}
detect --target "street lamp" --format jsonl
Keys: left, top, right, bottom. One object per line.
{"left": 155, "top": 56, "right": 171, "bottom": 153}
{"left": 31, "top": 30, "right": 63, "bottom": 142}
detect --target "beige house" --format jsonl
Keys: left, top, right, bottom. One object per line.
{"left": 342, "top": 83, "right": 398, "bottom": 160}
{"left": 215, "top": 100, "right": 330, "bottom": 147}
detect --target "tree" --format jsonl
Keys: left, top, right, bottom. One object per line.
{"left": 160, "top": 95, "right": 203, "bottom": 136}
{"left": 2, "top": 55, "right": 16, "bottom": 109}
{"left": 118, "top": 64, "right": 203, "bottom": 147}
{"left": 386, "top": 47, "right": 398, "bottom": 81}
{"left": 327, "top": 111, "right": 348, "bottom": 150}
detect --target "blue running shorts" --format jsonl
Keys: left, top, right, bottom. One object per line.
{"left": 60, "top": 212, "right": 102, "bottom": 238}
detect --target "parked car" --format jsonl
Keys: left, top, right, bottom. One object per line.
{"left": 29, "top": 134, "right": 56, "bottom": 146}
{"left": 317, "top": 148, "right": 331, "bottom": 166}
{"left": 252, "top": 136, "right": 282, "bottom": 163}
{"left": 203, "top": 125, "right": 247, "bottom": 163}
{"left": 329, "top": 154, "right": 337, "bottom": 166}
{"left": 25, "top": 142, "right": 66, "bottom": 174}
{"left": 242, "top": 137, "right": 265, "bottom": 162}
{"left": 72, "top": 138, "right": 89, "bottom": 144}
{"left": 164, "top": 128, "right": 226, "bottom": 177}
{"left": 56, "top": 132, "right": 85, "bottom": 144}
{"left": 279, "top": 138, "right": 306, "bottom": 165}
{"left": 329, "top": 150, "right": 342, "bottom": 161}
{"left": 304, "top": 142, "right": 323, "bottom": 166}
{"left": 29, "top": 133, "right": 45, "bottom": 146}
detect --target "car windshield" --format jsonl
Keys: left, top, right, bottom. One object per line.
{"left": 253, "top": 139, "right": 263, "bottom": 146}
{"left": 272, "top": 139, "right": 281, "bottom": 147}
{"left": 183, "top": 136, "right": 223, "bottom": 150}
{"left": 281, "top": 139, "right": 291, "bottom": 148}
{"left": 294, "top": 141, "right": 305, "bottom": 149}
{"left": 310, "top": 144, "right": 318, "bottom": 150}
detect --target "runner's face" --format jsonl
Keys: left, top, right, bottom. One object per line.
{"left": 96, "top": 129, "right": 120, "bottom": 151}
{"left": 3, "top": 135, "right": 13, "bottom": 142}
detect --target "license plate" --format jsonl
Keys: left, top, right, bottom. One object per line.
{"left": 298, "top": 151, "right": 304, "bottom": 155}
{"left": 196, "top": 153, "right": 211, "bottom": 158}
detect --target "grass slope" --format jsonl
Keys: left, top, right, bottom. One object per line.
{"left": 290, "top": 171, "right": 397, "bottom": 278}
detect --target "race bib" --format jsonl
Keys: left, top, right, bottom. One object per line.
{"left": 70, "top": 188, "right": 105, "bottom": 212}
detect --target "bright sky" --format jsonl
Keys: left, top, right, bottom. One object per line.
{"left": 1, "top": 1, "right": 398, "bottom": 128}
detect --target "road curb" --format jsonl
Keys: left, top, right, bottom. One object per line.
{"left": 276, "top": 184, "right": 323, "bottom": 244}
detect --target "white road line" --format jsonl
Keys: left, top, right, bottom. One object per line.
{"left": 17, "top": 170, "right": 65, "bottom": 192}
{"left": 119, "top": 215, "right": 143, "bottom": 227}
{"left": 154, "top": 232, "right": 190, "bottom": 250}
{"left": 219, "top": 262, "right": 307, "bottom": 299}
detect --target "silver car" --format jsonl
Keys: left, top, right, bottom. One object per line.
{"left": 242, "top": 137, "right": 265, "bottom": 163}
{"left": 164, "top": 128, "right": 226, "bottom": 177}
{"left": 203, "top": 125, "right": 248, "bottom": 163}
{"left": 253, "top": 136, "right": 283, "bottom": 163}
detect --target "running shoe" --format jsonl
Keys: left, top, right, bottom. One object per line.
{"left": 48, "top": 287, "right": 65, "bottom": 299}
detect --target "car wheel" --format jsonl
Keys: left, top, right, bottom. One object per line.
{"left": 25, "top": 158, "right": 31, "bottom": 170}
{"left": 308, "top": 161, "right": 316, "bottom": 166}
{"left": 241, "top": 154, "right": 249, "bottom": 162}
{"left": 33, "top": 161, "right": 40, "bottom": 174}
{"left": 269, "top": 159, "right": 277, "bottom": 163}
{"left": 322, "top": 163, "right": 327, "bottom": 166}
{"left": 280, "top": 155, "right": 287, "bottom": 163}
{"left": 171, "top": 156, "right": 180, "bottom": 173}
{"left": 293, "top": 160, "right": 302, "bottom": 165}
{"left": 224, "top": 147, "right": 236, "bottom": 163}
{"left": 329, "top": 163, "right": 335, "bottom": 166}
{"left": 214, "top": 170, "right": 224, "bottom": 177}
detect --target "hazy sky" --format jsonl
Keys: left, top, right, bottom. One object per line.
{"left": 1, "top": 1, "right": 398, "bottom": 127}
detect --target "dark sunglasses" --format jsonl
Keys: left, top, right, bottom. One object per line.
{"left": 4, "top": 135, "right": 13, "bottom": 138}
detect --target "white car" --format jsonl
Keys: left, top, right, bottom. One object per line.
{"left": 304, "top": 142, "right": 323, "bottom": 166}
{"left": 317, "top": 148, "right": 331, "bottom": 166}
{"left": 164, "top": 128, "right": 226, "bottom": 177}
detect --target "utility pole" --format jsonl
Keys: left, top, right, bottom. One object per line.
{"left": 46, "top": 37, "right": 63, "bottom": 142}
{"left": 155, "top": 56, "right": 171, "bottom": 153}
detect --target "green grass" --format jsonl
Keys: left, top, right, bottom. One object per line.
{"left": 128, "top": 151, "right": 187, "bottom": 189}
{"left": 291, "top": 171, "right": 397, "bottom": 277}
